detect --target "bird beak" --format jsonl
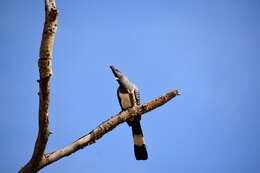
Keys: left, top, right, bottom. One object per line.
{"left": 110, "top": 65, "right": 117, "bottom": 76}
{"left": 110, "top": 65, "right": 122, "bottom": 80}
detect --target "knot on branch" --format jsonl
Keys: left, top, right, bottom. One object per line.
{"left": 38, "top": 59, "right": 52, "bottom": 78}
{"left": 45, "top": 25, "right": 57, "bottom": 35}
{"left": 48, "top": 8, "right": 58, "bottom": 22}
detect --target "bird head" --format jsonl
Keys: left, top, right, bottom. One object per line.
{"left": 110, "top": 65, "right": 123, "bottom": 81}
{"left": 110, "top": 65, "right": 131, "bottom": 88}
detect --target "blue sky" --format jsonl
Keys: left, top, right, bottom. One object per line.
{"left": 1, "top": 0, "right": 260, "bottom": 172}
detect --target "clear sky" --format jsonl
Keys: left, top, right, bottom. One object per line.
{"left": 1, "top": 0, "right": 259, "bottom": 173}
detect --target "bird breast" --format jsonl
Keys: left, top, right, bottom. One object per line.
{"left": 118, "top": 92, "right": 133, "bottom": 110}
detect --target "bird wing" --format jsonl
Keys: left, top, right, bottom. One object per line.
{"left": 134, "top": 86, "right": 140, "bottom": 106}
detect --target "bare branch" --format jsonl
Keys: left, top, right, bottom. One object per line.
{"left": 18, "top": 0, "right": 58, "bottom": 173}
{"left": 19, "top": 0, "right": 181, "bottom": 172}
{"left": 38, "top": 89, "right": 180, "bottom": 170}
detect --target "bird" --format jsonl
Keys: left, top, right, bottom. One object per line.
{"left": 110, "top": 65, "right": 148, "bottom": 160}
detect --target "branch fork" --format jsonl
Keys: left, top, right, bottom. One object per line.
{"left": 18, "top": 0, "right": 180, "bottom": 172}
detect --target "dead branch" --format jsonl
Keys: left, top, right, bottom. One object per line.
{"left": 39, "top": 89, "right": 180, "bottom": 170}
{"left": 18, "top": 0, "right": 58, "bottom": 173}
{"left": 18, "top": 0, "right": 180, "bottom": 172}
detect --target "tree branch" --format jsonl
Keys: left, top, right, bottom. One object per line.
{"left": 38, "top": 89, "right": 180, "bottom": 170}
{"left": 18, "top": 0, "right": 58, "bottom": 173}
{"left": 19, "top": 0, "right": 180, "bottom": 172}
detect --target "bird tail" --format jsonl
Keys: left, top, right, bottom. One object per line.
{"left": 131, "top": 120, "right": 148, "bottom": 160}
